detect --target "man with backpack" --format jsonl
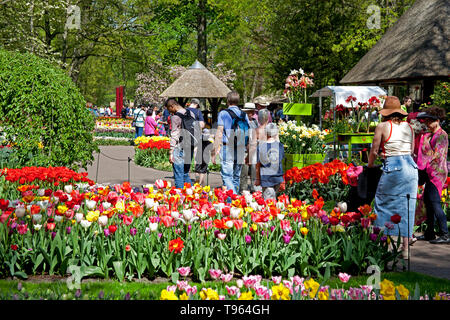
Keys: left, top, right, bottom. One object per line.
{"left": 166, "top": 98, "right": 201, "bottom": 189}
{"left": 212, "top": 91, "right": 251, "bottom": 195}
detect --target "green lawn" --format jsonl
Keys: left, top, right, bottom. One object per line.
{"left": 1, "top": 271, "right": 449, "bottom": 300}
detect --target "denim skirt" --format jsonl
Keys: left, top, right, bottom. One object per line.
{"left": 374, "top": 155, "right": 418, "bottom": 237}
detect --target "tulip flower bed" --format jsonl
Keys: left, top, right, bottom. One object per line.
{"left": 284, "top": 159, "right": 351, "bottom": 204}
{"left": 134, "top": 136, "right": 172, "bottom": 171}
{"left": 0, "top": 166, "right": 402, "bottom": 283}
{"left": 94, "top": 117, "right": 134, "bottom": 139}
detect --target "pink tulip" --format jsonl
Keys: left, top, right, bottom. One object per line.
{"left": 208, "top": 269, "right": 222, "bottom": 280}
{"left": 254, "top": 285, "right": 268, "bottom": 298}
{"left": 338, "top": 272, "right": 351, "bottom": 283}
{"left": 166, "top": 285, "right": 177, "bottom": 292}
{"left": 225, "top": 286, "right": 240, "bottom": 296}
{"left": 291, "top": 275, "right": 304, "bottom": 286}
{"left": 220, "top": 273, "right": 233, "bottom": 283}
{"left": 177, "top": 266, "right": 191, "bottom": 277}
{"left": 272, "top": 276, "right": 282, "bottom": 284}
{"left": 176, "top": 280, "right": 189, "bottom": 291}
{"left": 236, "top": 279, "right": 244, "bottom": 288}
{"left": 185, "top": 285, "right": 197, "bottom": 296}
{"left": 217, "top": 233, "right": 226, "bottom": 240}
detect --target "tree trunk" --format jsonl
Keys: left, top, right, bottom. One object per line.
{"left": 197, "top": 0, "right": 207, "bottom": 65}
{"left": 29, "top": 1, "right": 34, "bottom": 53}
{"left": 250, "top": 69, "right": 259, "bottom": 101}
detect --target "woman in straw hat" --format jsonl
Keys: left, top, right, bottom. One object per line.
{"left": 368, "top": 96, "right": 418, "bottom": 260}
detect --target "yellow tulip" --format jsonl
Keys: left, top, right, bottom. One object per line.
{"left": 160, "top": 289, "right": 178, "bottom": 300}
{"left": 238, "top": 291, "right": 253, "bottom": 300}
{"left": 395, "top": 284, "right": 409, "bottom": 300}
{"left": 380, "top": 279, "right": 395, "bottom": 299}
{"left": 179, "top": 293, "right": 189, "bottom": 300}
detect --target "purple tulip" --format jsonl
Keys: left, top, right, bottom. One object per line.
{"left": 51, "top": 232, "right": 56, "bottom": 240}
{"left": 373, "top": 227, "right": 381, "bottom": 234}
{"left": 321, "top": 215, "right": 330, "bottom": 225}
{"left": 380, "top": 236, "right": 387, "bottom": 242}
{"left": 188, "top": 225, "right": 192, "bottom": 233}
{"left": 66, "top": 227, "right": 72, "bottom": 234}
{"left": 270, "top": 226, "right": 275, "bottom": 233}
{"left": 214, "top": 230, "right": 220, "bottom": 238}
{"left": 98, "top": 290, "right": 105, "bottom": 299}
{"left": 158, "top": 233, "right": 162, "bottom": 238}
{"left": 369, "top": 233, "right": 378, "bottom": 242}
{"left": 103, "top": 228, "right": 110, "bottom": 237}
{"left": 75, "top": 289, "right": 82, "bottom": 298}
{"left": 130, "top": 228, "right": 137, "bottom": 236}
{"left": 118, "top": 214, "right": 123, "bottom": 220}
{"left": 327, "top": 228, "right": 333, "bottom": 236}
{"left": 124, "top": 292, "right": 131, "bottom": 300}
{"left": 245, "top": 235, "right": 252, "bottom": 244}
{"left": 11, "top": 222, "right": 17, "bottom": 229}
{"left": 283, "top": 234, "right": 292, "bottom": 244}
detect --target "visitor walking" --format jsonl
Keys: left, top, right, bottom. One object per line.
{"left": 166, "top": 99, "right": 197, "bottom": 189}
{"left": 401, "top": 96, "right": 412, "bottom": 113}
{"left": 368, "top": 96, "right": 418, "bottom": 260}
{"left": 415, "top": 106, "right": 449, "bottom": 244}
{"left": 194, "top": 128, "right": 214, "bottom": 186}
{"left": 255, "top": 123, "right": 285, "bottom": 200}
{"left": 253, "top": 96, "right": 272, "bottom": 124}
{"left": 133, "top": 104, "right": 146, "bottom": 139}
{"left": 239, "top": 103, "right": 258, "bottom": 193}
{"left": 212, "top": 91, "right": 250, "bottom": 195}
{"left": 162, "top": 107, "right": 171, "bottom": 135}
{"left": 144, "top": 108, "right": 158, "bottom": 137}
{"left": 187, "top": 98, "right": 205, "bottom": 129}
{"left": 155, "top": 109, "right": 166, "bottom": 136}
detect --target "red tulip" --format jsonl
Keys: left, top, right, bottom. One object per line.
{"left": 390, "top": 214, "right": 401, "bottom": 224}
{"left": 329, "top": 216, "right": 340, "bottom": 226}
{"left": 108, "top": 224, "right": 117, "bottom": 234}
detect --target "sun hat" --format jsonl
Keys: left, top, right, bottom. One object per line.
{"left": 379, "top": 96, "right": 408, "bottom": 117}
{"left": 253, "top": 96, "right": 270, "bottom": 106}
{"left": 242, "top": 102, "right": 256, "bottom": 111}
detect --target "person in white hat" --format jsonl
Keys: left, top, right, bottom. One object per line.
{"left": 253, "top": 96, "right": 273, "bottom": 125}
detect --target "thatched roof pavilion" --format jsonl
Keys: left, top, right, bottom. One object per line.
{"left": 160, "top": 60, "right": 231, "bottom": 123}
{"left": 340, "top": 0, "right": 449, "bottom": 104}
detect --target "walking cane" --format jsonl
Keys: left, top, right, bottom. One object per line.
{"left": 407, "top": 193, "right": 410, "bottom": 272}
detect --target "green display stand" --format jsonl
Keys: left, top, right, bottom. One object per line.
{"left": 283, "top": 103, "right": 312, "bottom": 123}
{"left": 283, "top": 153, "right": 326, "bottom": 171}
{"left": 325, "top": 132, "right": 374, "bottom": 162}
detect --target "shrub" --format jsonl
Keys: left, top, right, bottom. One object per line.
{"left": 0, "top": 49, "right": 97, "bottom": 169}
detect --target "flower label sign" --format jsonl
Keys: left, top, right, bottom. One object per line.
{"left": 283, "top": 103, "right": 312, "bottom": 116}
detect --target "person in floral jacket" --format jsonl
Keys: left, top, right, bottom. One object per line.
{"left": 415, "top": 106, "right": 449, "bottom": 244}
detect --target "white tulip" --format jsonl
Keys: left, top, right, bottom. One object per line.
{"left": 149, "top": 222, "right": 158, "bottom": 232}
{"left": 85, "top": 200, "right": 97, "bottom": 210}
{"left": 64, "top": 185, "right": 73, "bottom": 194}
{"left": 75, "top": 213, "right": 84, "bottom": 223}
{"left": 34, "top": 224, "right": 42, "bottom": 231}
{"left": 171, "top": 211, "right": 179, "bottom": 220}
{"left": 54, "top": 215, "right": 63, "bottom": 222}
{"left": 38, "top": 189, "right": 46, "bottom": 197}
{"left": 37, "top": 200, "right": 49, "bottom": 211}
{"left": 145, "top": 198, "right": 154, "bottom": 209}
{"left": 230, "top": 207, "right": 241, "bottom": 219}
{"left": 102, "top": 202, "right": 111, "bottom": 210}
{"left": 276, "top": 202, "right": 285, "bottom": 210}
{"left": 186, "top": 188, "right": 193, "bottom": 196}
{"left": 98, "top": 215, "right": 108, "bottom": 227}
{"left": 182, "top": 209, "right": 194, "bottom": 222}
{"left": 277, "top": 214, "right": 285, "bottom": 220}
{"left": 32, "top": 214, "right": 42, "bottom": 223}
{"left": 225, "top": 220, "right": 234, "bottom": 229}
{"left": 80, "top": 220, "right": 92, "bottom": 228}
{"left": 337, "top": 202, "right": 348, "bottom": 213}
{"left": 15, "top": 205, "right": 26, "bottom": 218}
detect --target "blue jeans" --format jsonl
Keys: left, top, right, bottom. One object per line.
{"left": 172, "top": 146, "right": 193, "bottom": 189}
{"left": 424, "top": 177, "right": 449, "bottom": 238}
{"left": 135, "top": 126, "right": 143, "bottom": 139}
{"left": 220, "top": 145, "right": 244, "bottom": 194}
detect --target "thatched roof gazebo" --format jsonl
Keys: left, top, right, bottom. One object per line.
{"left": 160, "top": 60, "right": 231, "bottom": 123}
{"left": 340, "top": 0, "right": 449, "bottom": 104}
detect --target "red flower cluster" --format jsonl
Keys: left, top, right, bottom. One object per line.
{"left": 284, "top": 159, "right": 350, "bottom": 185}
{"left": 1, "top": 167, "right": 94, "bottom": 186}
{"left": 137, "top": 140, "right": 170, "bottom": 150}
{"left": 168, "top": 237, "right": 184, "bottom": 254}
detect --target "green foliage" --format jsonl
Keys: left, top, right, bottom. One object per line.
{"left": 0, "top": 49, "right": 98, "bottom": 169}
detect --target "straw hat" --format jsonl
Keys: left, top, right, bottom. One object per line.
{"left": 242, "top": 102, "right": 256, "bottom": 111}
{"left": 253, "top": 96, "right": 270, "bottom": 106}
{"left": 379, "top": 96, "right": 408, "bottom": 116}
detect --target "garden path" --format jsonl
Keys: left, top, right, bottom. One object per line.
{"left": 79, "top": 145, "right": 224, "bottom": 189}
{"left": 80, "top": 146, "right": 450, "bottom": 281}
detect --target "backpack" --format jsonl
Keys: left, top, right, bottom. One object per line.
{"left": 224, "top": 108, "right": 249, "bottom": 148}
{"left": 175, "top": 110, "right": 200, "bottom": 148}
